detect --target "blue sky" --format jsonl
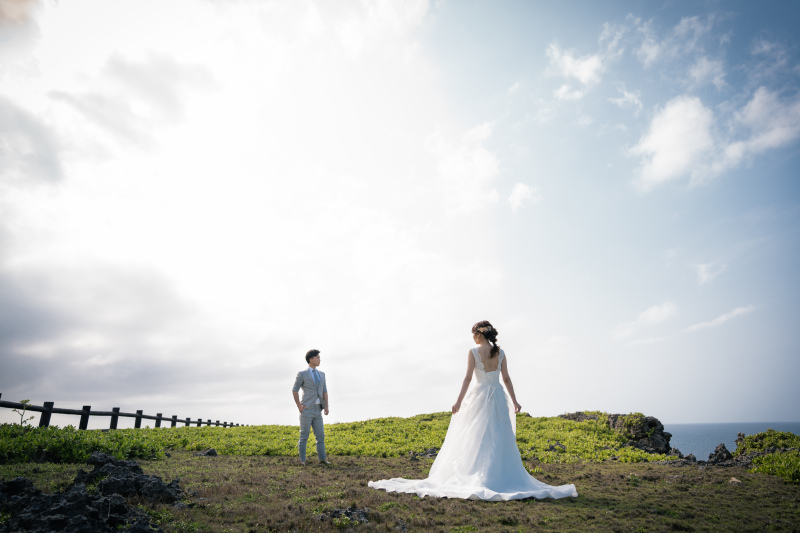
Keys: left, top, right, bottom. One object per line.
{"left": 1, "top": 0, "right": 798, "bottom": 428}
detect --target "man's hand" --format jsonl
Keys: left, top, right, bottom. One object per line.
{"left": 324, "top": 407, "right": 329, "bottom": 416}
{"left": 298, "top": 404, "right": 306, "bottom": 413}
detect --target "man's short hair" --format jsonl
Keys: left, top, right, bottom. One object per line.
{"left": 305, "top": 349, "right": 320, "bottom": 364}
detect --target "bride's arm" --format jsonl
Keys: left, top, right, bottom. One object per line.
{"left": 451, "top": 350, "right": 475, "bottom": 414}
{"left": 500, "top": 356, "right": 522, "bottom": 413}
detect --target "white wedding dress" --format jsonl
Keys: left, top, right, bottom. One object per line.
{"left": 368, "top": 348, "right": 578, "bottom": 501}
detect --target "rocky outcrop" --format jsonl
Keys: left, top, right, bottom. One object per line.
{"left": 609, "top": 414, "right": 673, "bottom": 454}
{"left": 0, "top": 453, "right": 187, "bottom": 533}
{"left": 559, "top": 412, "right": 673, "bottom": 454}
{"left": 409, "top": 448, "right": 438, "bottom": 461}
{"left": 319, "top": 507, "right": 371, "bottom": 525}
{"left": 656, "top": 436, "right": 800, "bottom": 468}
{"left": 194, "top": 448, "right": 218, "bottom": 457}
{"left": 558, "top": 412, "right": 599, "bottom": 423}
{"left": 709, "top": 443, "right": 733, "bottom": 463}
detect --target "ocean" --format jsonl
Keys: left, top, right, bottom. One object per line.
{"left": 663, "top": 422, "right": 800, "bottom": 460}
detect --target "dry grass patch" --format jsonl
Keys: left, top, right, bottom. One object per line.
{"left": 3, "top": 450, "right": 799, "bottom": 532}
{"left": 132, "top": 450, "right": 800, "bottom": 532}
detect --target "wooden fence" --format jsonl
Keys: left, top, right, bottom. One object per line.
{"left": 0, "top": 393, "right": 243, "bottom": 430}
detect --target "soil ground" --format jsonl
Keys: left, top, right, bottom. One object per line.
{"left": 2, "top": 450, "right": 799, "bottom": 532}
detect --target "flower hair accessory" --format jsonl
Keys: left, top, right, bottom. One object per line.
{"left": 477, "top": 326, "right": 492, "bottom": 333}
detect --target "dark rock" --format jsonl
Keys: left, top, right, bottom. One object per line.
{"left": 735, "top": 432, "right": 746, "bottom": 451}
{"left": 558, "top": 412, "right": 598, "bottom": 423}
{"left": 194, "top": 448, "right": 217, "bottom": 457}
{"left": 668, "top": 447, "right": 684, "bottom": 459}
{"left": 560, "top": 412, "right": 673, "bottom": 455}
{"left": 409, "top": 448, "right": 438, "bottom": 459}
{"left": 685, "top": 454, "right": 696, "bottom": 462}
{"left": 609, "top": 414, "right": 672, "bottom": 454}
{"left": 0, "top": 453, "right": 185, "bottom": 533}
{"left": 322, "top": 507, "right": 370, "bottom": 525}
{"left": 709, "top": 443, "right": 733, "bottom": 463}
{"left": 547, "top": 441, "right": 566, "bottom": 452}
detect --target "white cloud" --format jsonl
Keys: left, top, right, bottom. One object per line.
{"left": 336, "top": 0, "right": 429, "bottom": 58}
{"left": 507, "top": 183, "right": 541, "bottom": 213}
{"left": 709, "top": 88, "right": 800, "bottom": 177}
{"left": 613, "top": 301, "right": 678, "bottom": 340}
{"left": 541, "top": 335, "right": 570, "bottom": 356}
{"left": 689, "top": 56, "right": 726, "bottom": 90}
{"left": 508, "top": 81, "right": 520, "bottom": 94}
{"left": 672, "top": 16, "right": 713, "bottom": 55}
{"left": 554, "top": 84, "right": 585, "bottom": 101}
{"left": 630, "top": 88, "right": 800, "bottom": 191}
{"left": 0, "top": 0, "right": 514, "bottom": 426}
{"left": 630, "top": 17, "right": 660, "bottom": 66}
{"left": 578, "top": 115, "right": 593, "bottom": 127}
{"left": 627, "top": 337, "right": 666, "bottom": 346}
{"left": 609, "top": 88, "right": 642, "bottom": 113}
{"left": 428, "top": 122, "right": 500, "bottom": 215}
{"left": 684, "top": 305, "right": 756, "bottom": 333}
{"left": 547, "top": 43, "right": 604, "bottom": 86}
{"left": 0, "top": 96, "right": 64, "bottom": 184}
{"left": 695, "top": 262, "right": 726, "bottom": 285}
{"left": 630, "top": 95, "right": 715, "bottom": 191}
{"left": 599, "top": 22, "right": 626, "bottom": 59}
{"left": 462, "top": 120, "right": 494, "bottom": 143}
{"left": 631, "top": 15, "right": 715, "bottom": 67}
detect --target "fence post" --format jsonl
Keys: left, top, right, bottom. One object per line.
{"left": 39, "top": 402, "right": 54, "bottom": 428}
{"left": 215, "top": 420, "right": 220, "bottom": 427}
{"left": 110, "top": 407, "right": 120, "bottom": 430}
{"left": 196, "top": 418, "right": 202, "bottom": 427}
{"left": 223, "top": 422, "right": 228, "bottom": 428}
{"left": 185, "top": 417, "right": 190, "bottom": 427}
{"left": 79, "top": 406, "right": 91, "bottom": 430}
{"left": 171, "top": 415, "right": 177, "bottom": 428}
{"left": 135, "top": 410, "right": 143, "bottom": 429}
{"left": 206, "top": 419, "right": 211, "bottom": 426}
{"left": 155, "top": 413, "right": 162, "bottom": 428}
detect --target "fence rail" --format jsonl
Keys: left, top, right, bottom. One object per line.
{"left": 0, "top": 393, "right": 242, "bottom": 430}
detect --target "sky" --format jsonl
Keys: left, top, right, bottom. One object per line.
{"left": 1, "top": 0, "right": 798, "bottom": 429}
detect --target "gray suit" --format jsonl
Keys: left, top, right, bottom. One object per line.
{"left": 292, "top": 369, "right": 327, "bottom": 461}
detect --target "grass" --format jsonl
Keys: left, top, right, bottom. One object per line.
{"left": 1, "top": 413, "right": 799, "bottom": 531}
{"left": 4, "top": 450, "right": 797, "bottom": 532}
{"left": 0, "top": 412, "right": 670, "bottom": 465}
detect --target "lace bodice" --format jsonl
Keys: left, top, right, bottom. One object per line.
{"left": 472, "top": 347, "right": 504, "bottom": 386}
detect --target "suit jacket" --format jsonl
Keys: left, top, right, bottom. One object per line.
{"left": 292, "top": 368, "right": 328, "bottom": 409}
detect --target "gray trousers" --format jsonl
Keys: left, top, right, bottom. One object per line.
{"left": 298, "top": 404, "right": 326, "bottom": 462}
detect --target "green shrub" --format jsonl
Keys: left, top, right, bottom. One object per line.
{"left": 0, "top": 424, "right": 164, "bottom": 464}
{"left": 750, "top": 450, "right": 800, "bottom": 484}
{"left": 0, "top": 411, "right": 678, "bottom": 465}
{"left": 734, "top": 429, "right": 800, "bottom": 456}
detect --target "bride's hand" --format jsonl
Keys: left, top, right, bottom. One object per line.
{"left": 513, "top": 402, "right": 521, "bottom": 414}
{"left": 451, "top": 402, "right": 461, "bottom": 414}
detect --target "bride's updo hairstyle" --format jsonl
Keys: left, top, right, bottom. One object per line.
{"left": 472, "top": 320, "right": 500, "bottom": 358}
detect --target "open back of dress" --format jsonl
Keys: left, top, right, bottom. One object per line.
{"left": 369, "top": 348, "right": 578, "bottom": 501}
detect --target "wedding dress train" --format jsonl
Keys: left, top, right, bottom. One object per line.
{"left": 368, "top": 348, "right": 578, "bottom": 501}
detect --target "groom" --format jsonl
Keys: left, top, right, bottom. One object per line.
{"left": 291, "top": 349, "right": 330, "bottom": 465}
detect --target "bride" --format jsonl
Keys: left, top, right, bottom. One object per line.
{"left": 368, "top": 321, "right": 578, "bottom": 501}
